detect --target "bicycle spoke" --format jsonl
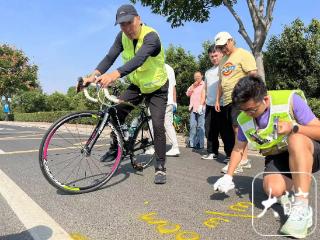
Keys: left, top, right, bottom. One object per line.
{"left": 39, "top": 111, "right": 123, "bottom": 193}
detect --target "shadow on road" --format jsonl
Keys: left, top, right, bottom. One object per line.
{"left": 1, "top": 225, "right": 52, "bottom": 240}
{"left": 55, "top": 157, "right": 152, "bottom": 195}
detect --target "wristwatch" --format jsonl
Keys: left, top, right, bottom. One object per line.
{"left": 292, "top": 123, "right": 299, "bottom": 133}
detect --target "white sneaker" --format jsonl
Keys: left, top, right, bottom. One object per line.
{"left": 239, "top": 159, "right": 252, "bottom": 169}
{"left": 278, "top": 193, "right": 294, "bottom": 216}
{"left": 201, "top": 153, "right": 218, "bottom": 160}
{"left": 145, "top": 147, "right": 155, "bottom": 155}
{"left": 280, "top": 202, "right": 313, "bottom": 238}
{"left": 166, "top": 148, "right": 180, "bottom": 157}
{"left": 221, "top": 163, "right": 243, "bottom": 174}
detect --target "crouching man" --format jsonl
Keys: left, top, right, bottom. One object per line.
{"left": 213, "top": 75, "right": 320, "bottom": 238}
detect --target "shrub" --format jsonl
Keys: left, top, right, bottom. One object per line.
{"left": 14, "top": 111, "right": 71, "bottom": 122}
{"left": 308, "top": 98, "right": 320, "bottom": 119}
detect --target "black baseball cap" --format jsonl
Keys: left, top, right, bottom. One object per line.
{"left": 115, "top": 4, "right": 138, "bottom": 25}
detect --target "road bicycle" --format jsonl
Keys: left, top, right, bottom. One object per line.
{"left": 39, "top": 79, "right": 155, "bottom": 194}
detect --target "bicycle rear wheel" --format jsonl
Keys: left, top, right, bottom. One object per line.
{"left": 130, "top": 118, "right": 155, "bottom": 170}
{"left": 39, "top": 111, "right": 123, "bottom": 194}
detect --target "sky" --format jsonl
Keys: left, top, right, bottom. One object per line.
{"left": 1, "top": 0, "right": 319, "bottom": 94}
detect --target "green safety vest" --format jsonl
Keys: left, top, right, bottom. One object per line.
{"left": 237, "top": 90, "right": 306, "bottom": 155}
{"left": 121, "top": 24, "right": 167, "bottom": 93}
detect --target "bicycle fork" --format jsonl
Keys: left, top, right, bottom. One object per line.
{"left": 81, "top": 112, "right": 110, "bottom": 156}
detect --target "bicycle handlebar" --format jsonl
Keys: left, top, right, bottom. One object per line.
{"left": 77, "top": 77, "right": 121, "bottom": 104}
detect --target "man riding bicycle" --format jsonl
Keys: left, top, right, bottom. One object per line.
{"left": 83, "top": 4, "right": 168, "bottom": 184}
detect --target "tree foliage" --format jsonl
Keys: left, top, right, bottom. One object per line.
{"left": 131, "top": 0, "right": 277, "bottom": 80}
{"left": 132, "top": 0, "right": 224, "bottom": 28}
{"left": 165, "top": 45, "right": 198, "bottom": 106}
{"left": 198, "top": 40, "right": 213, "bottom": 74}
{"left": 46, "top": 92, "right": 71, "bottom": 111}
{"left": 264, "top": 19, "right": 320, "bottom": 98}
{"left": 66, "top": 86, "right": 99, "bottom": 111}
{"left": 0, "top": 44, "right": 40, "bottom": 99}
{"left": 12, "top": 90, "right": 48, "bottom": 113}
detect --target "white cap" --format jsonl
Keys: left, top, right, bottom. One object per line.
{"left": 214, "top": 32, "right": 233, "bottom": 46}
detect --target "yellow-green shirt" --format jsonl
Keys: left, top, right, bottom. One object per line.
{"left": 219, "top": 48, "right": 257, "bottom": 105}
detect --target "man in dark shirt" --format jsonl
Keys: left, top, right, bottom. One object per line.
{"left": 84, "top": 4, "right": 168, "bottom": 184}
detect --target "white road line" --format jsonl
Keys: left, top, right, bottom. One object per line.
{"left": 0, "top": 127, "right": 15, "bottom": 131}
{"left": 0, "top": 144, "right": 105, "bottom": 155}
{"left": 0, "top": 132, "right": 40, "bottom": 135}
{"left": 0, "top": 149, "right": 5, "bottom": 154}
{"left": 0, "top": 133, "right": 44, "bottom": 139}
{"left": 0, "top": 169, "right": 71, "bottom": 240}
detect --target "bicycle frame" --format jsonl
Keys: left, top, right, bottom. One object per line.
{"left": 81, "top": 102, "right": 154, "bottom": 161}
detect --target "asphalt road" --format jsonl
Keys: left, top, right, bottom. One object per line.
{"left": 0, "top": 122, "right": 319, "bottom": 240}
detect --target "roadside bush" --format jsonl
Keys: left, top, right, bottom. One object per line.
{"left": 174, "top": 105, "right": 190, "bottom": 135}
{"left": 0, "top": 112, "right": 14, "bottom": 121}
{"left": 46, "top": 92, "right": 71, "bottom": 111}
{"left": 14, "top": 111, "right": 71, "bottom": 123}
{"left": 12, "top": 90, "right": 49, "bottom": 113}
{"left": 308, "top": 98, "right": 320, "bottom": 118}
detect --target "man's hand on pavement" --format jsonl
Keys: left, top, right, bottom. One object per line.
{"left": 213, "top": 174, "right": 235, "bottom": 194}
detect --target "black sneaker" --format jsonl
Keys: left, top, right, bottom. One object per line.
{"left": 100, "top": 148, "right": 117, "bottom": 162}
{"left": 223, "top": 156, "right": 230, "bottom": 163}
{"left": 154, "top": 168, "right": 166, "bottom": 184}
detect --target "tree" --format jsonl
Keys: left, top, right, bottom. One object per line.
{"left": 198, "top": 40, "right": 213, "bottom": 74}
{"left": 131, "top": 0, "right": 277, "bottom": 80}
{"left": 67, "top": 86, "right": 90, "bottom": 111}
{"left": 165, "top": 45, "right": 198, "bottom": 105}
{"left": 46, "top": 92, "right": 71, "bottom": 111}
{"left": 12, "top": 90, "right": 48, "bottom": 113}
{"left": 0, "top": 44, "right": 40, "bottom": 101}
{"left": 264, "top": 19, "right": 320, "bottom": 98}
{"left": 67, "top": 86, "right": 101, "bottom": 111}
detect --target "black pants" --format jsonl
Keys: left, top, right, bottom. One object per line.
{"left": 115, "top": 81, "right": 168, "bottom": 169}
{"left": 205, "top": 105, "right": 234, "bottom": 156}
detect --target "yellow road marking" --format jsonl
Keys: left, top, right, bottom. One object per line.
{"left": 206, "top": 211, "right": 256, "bottom": 218}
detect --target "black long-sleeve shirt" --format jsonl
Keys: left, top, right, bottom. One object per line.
{"left": 96, "top": 29, "right": 161, "bottom": 77}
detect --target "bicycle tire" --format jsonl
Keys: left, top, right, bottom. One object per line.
{"left": 39, "top": 111, "right": 123, "bottom": 194}
{"left": 130, "top": 118, "right": 155, "bottom": 170}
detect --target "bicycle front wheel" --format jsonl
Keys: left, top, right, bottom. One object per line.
{"left": 39, "top": 111, "right": 123, "bottom": 194}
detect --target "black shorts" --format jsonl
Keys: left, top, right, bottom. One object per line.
{"left": 264, "top": 140, "right": 320, "bottom": 178}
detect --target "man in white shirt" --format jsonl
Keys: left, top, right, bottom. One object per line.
{"left": 145, "top": 64, "right": 180, "bottom": 156}
{"left": 200, "top": 45, "right": 234, "bottom": 160}
{"left": 164, "top": 64, "right": 180, "bottom": 156}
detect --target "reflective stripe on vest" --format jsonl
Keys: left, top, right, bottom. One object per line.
{"left": 121, "top": 25, "right": 167, "bottom": 93}
{"left": 237, "top": 90, "right": 306, "bottom": 152}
